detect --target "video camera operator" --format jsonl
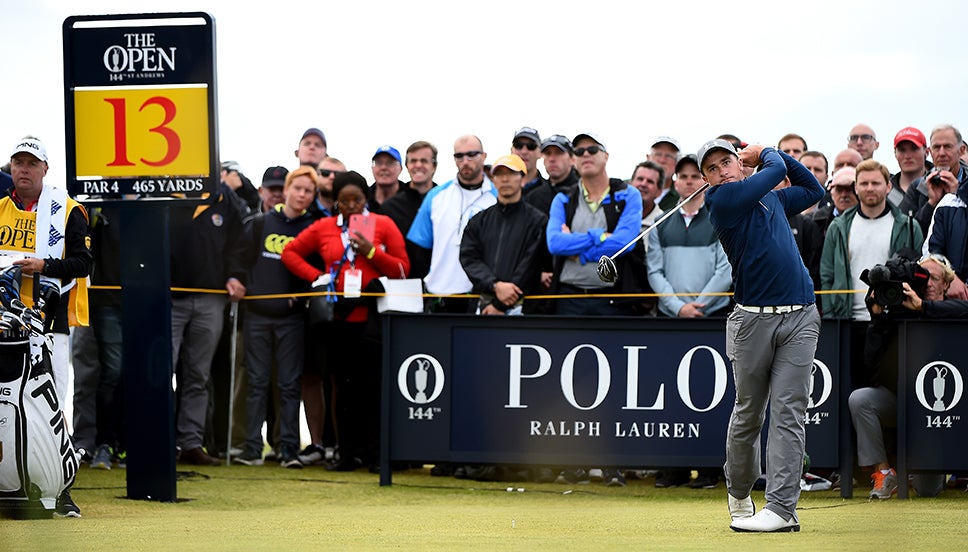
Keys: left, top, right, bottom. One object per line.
{"left": 849, "top": 253, "right": 962, "bottom": 499}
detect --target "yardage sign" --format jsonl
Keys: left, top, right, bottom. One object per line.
{"left": 63, "top": 13, "right": 218, "bottom": 201}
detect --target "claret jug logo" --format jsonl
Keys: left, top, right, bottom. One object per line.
{"left": 397, "top": 354, "right": 445, "bottom": 405}
{"left": 915, "top": 361, "right": 964, "bottom": 412}
{"left": 807, "top": 360, "right": 833, "bottom": 409}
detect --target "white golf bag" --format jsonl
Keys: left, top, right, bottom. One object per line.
{"left": 0, "top": 265, "right": 77, "bottom": 518}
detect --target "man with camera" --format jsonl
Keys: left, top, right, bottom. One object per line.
{"left": 919, "top": 125, "right": 968, "bottom": 300}
{"left": 850, "top": 253, "right": 962, "bottom": 498}
{"left": 820, "top": 160, "right": 924, "bottom": 320}
{"left": 900, "top": 124, "right": 968, "bottom": 236}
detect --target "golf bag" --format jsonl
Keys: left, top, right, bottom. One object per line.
{"left": 0, "top": 265, "right": 77, "bottom": 519}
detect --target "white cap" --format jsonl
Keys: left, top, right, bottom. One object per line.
{"left": 11, "top": 138, "right": 47, "bottom": 163}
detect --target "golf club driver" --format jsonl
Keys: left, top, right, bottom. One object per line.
{"left": 597, "top": 182, "right": 711, "bottom": 283}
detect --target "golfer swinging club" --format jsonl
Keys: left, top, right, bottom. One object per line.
{"left": 699, "top": 139, "right": 824, "bottom": 533}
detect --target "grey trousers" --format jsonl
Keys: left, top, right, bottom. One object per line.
{"left": 724, "top": 303, "right": 820, "bottom": 521}
{"left": 849, "top": 385, "right": 947, "bottom": 497}
{"left": 848, "top": 385, "right": 896, "bottom": 467}
{"left": 172, "top": 294, "right": 226, "bottom": 450}
{"left": 71, "top": 325, "right": 99, "bottom": 452}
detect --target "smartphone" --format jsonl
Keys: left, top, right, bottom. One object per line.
{"left": 349, "top": 214, "right": 376, "bottom": 243}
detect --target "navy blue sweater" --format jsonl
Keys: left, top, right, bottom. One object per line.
{"left": 705, "top": 148, "right": 825, "bottom": 307}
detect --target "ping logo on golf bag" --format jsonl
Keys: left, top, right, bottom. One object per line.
{"left": 0, "top": 387, "right": 10, "bottom": 397}
{"left": 915, "top": 361, "right": 964, "bottom": 413}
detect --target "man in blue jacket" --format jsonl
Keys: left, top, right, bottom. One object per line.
{"left": 699, "top": 139, "right": 824, "bottom": 533}
{"left": 546, "top": 133, "right": 642, "bottom": 316}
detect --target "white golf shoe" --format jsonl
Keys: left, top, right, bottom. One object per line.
{"left": 729, "top": 508, "right": 799, "bottom": 532}
{"left": 727, "top": 494, "right": 755, "bottom": 520}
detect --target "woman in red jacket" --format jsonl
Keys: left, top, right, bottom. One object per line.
{"left": 282, "top": 170, "right": 409, "bottom": 471}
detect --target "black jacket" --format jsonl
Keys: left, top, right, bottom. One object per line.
{"left": 382, "top": 182, "right": 436, "bottom": 279}
{"left": 169, "top": 183, "right": 248, "bottom": 292}
{"left": 899, "top": 160, "right": 968, "bottom": 234}
{"left": 788, "top": 212, "right": 823, "bottom": 291}
{"left": 86, "top": 205, "right": 122, "bottom": 310}
{"left": 524, "top": 168, "right": 580, "bottom": 216}
{"left": 459, "top": 199, "right": 549, "bottom": 312}
{"left": 242, "top": 207, "right": 316, "bottom": 317}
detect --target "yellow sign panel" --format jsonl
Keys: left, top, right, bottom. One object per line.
{"left": 74, "top": 85, "right": 209, "bottom": 178}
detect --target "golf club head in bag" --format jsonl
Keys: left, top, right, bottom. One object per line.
{"left": 0, "top": 264, "right": 31, "bottom": 331}
{"left": 34, "top": 278, "right": 60, "bottom": 334}
{"left": 0, "top": 264, "right": 23, "bottom": 309}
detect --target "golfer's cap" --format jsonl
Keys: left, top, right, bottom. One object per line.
{"left": 491, "top": 154, "right": 527, "bottom": 175}
{"left": 11, "top": 138, "right": 47, "bottom": 163}
{"left": 696, "top": 139, "right": 737, "bottom": 171}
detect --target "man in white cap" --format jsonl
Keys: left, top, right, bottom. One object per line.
{"left": 649, "top": 136, "right": 681, "bottom": 211}
{"left": 698, "top": 138, "right": 824, "bottom": 532}
{"left": 4, "top": 136, "right": 92, "bottom": 517}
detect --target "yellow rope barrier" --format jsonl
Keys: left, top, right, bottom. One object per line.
{"left": 88, "top": 284, "right": 869, "bottom": 301}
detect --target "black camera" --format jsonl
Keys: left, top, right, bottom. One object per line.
{"left": 860, "top": 253, "right": 930, "bottom": 308}
{"left": 930, "top": 166, "right": 950, "bottom": 185}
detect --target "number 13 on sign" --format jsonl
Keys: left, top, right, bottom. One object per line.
{"left": 73, "top": 85, "right": 209, "bottom": 178}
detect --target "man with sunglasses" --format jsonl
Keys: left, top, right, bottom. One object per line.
{"left": 510, "top": 127, "right": 544, "bottom": 196}
{"left": 408, "top": 135, "right": 496, "bottom": 313}
{"left": 699, "top": 139, "right": 824, "bottom": 532}
{"left": 546, "top": 133, "right": 643, "bottom": 316}
{"left": 309, "top": 157, "right": 346, "bottom": 219}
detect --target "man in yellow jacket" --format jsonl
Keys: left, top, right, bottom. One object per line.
{"left": 3, "top": 136, "right": 92, "bottom": 517}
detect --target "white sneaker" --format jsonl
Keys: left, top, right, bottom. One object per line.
{"left": 730, "top": 508, "right": 799, "bottom": 532}
{"left": 727, "top": 494, "right": 754, "bottom": 520}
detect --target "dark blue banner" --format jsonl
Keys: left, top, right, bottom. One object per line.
{"left": 384, "top": 316, "right": 842, "bottom": 471}
{"left": 900, "top": 321, "right": 968, "bottom": 472}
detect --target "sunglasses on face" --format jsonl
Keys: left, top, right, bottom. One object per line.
{"left": 512, "top": 141, "right": 538, "bottom": 151}
{"left": 848, "top": 134, "right": 875, "bottom": 142}
{"left": 574, "top": 146, "right": 603, "bottom": 157}
{"left": 453, "top": 150, "right": 483, "bottom": 160}
{"left": 318, "top": 169, "right": 343, "bottom": 178}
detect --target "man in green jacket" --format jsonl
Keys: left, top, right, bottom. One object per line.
{"left": 820, "top": 159, "right": 923, "bottom": 320}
